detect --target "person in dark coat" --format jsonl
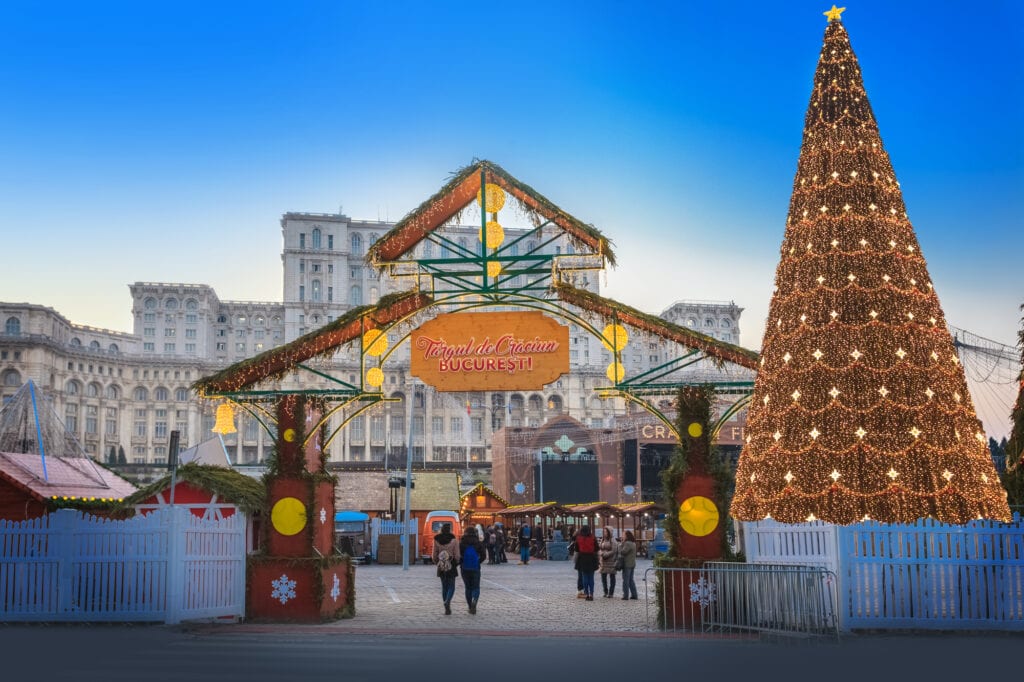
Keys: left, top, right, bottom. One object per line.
{"left": 458, "top": 525, "right": 485, "bottom": 614}
{"left": 574, "top": 525, "right": 599, "bottom": 601}
{"left": 431, "top": 522, "right": 460, "bottom": 615}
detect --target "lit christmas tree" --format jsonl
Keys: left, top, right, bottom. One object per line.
{"left": 731, "top": 7, "right": 1011, "bottom": 524}
{"left": 1000, "top": 304, "right": 1024, "bottom": 507}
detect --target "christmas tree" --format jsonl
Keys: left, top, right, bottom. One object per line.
{"left": 1000, "top": 304, "right": 1024, "bottom": 507}
{"left": 730, "top": 8, "right": 1011, "bottom": 524}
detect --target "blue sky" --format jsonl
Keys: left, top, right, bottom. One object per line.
{"left": 2, "top": 1, "right": 1020, "bottom": 351}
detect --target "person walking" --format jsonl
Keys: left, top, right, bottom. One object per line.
{"left": 485, "top": 525, "right": 497, "bottom": 564}
{"left": 431, "top": 522, "right": 460, "bottom": 615}
{"left": 459, "top": 524, "right": 485, "bottom": 614}
{"left": 518, "top": 521, "right": 532, "bottom": 565}
{"left": 619, "top": 530, "right": 639, "bottom": 600}
{"left": 569, "top": 531, "right": 584, "bottom": 598}
{"left": 574, "top": 525, "right": 599, "bottom": 601}
{"left": 495, "top": 524, "right": 507, "bottom": 563}
{"left": 598, "top": 527, "right": 619, "bottom": 598}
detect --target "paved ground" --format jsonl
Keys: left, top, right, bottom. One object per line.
{"left": 322, "top": 556, "right": 661, "bottom": 633}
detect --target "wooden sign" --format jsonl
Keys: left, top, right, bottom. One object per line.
{"left": 410, "top": 311, "right": 569, "bottom": 392}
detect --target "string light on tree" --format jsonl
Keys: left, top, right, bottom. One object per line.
{"left": 730, "top": 9, "right": 1010, "bottom": 525}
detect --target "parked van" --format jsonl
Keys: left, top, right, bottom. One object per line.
{"left": 334, "top": 510, "right": 371, "bottom": 563}
{"left": 420, "top": 510, "right": 461, "bottom": 563}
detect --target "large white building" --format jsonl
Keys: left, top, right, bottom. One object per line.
{"left": 0, "top": 212, "right": 746, "bottom": 468}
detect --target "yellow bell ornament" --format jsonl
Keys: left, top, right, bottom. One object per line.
{"left": 212, "top": 403, "right": 237, "bottom": 434}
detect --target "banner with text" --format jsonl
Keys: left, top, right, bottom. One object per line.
{"left": 410, "top": 311, "right": 570, "bottom": 392}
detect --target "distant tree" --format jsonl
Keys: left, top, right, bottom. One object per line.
{"left": 107, "top": 445, "right": 117, "bottom": 465}
{"left": 990, "top": 437, "right": 1007, "bottom": 473}
{"left": 117, "top": 445, "right": 127, "bottom": 465}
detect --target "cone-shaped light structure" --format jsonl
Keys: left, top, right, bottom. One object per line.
{"left": 731, "top": 12, "right": 1010, "bottom": 524}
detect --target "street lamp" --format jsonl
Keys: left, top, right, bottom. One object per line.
{"left": 537, "top": 450, "right": 544, "bottom": 503}
{"left": 402, "top": 381, "right": 420, "bottom": 571}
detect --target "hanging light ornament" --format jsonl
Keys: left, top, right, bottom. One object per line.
{"left": 606, "top": 361, "right": 625, "bottom": 383}
{"left": 212, "top": 402, "right": 237, "bottom": 434}
{"left": 478, "top": 221, "right": 505, "bottom": 249}
{"left": 366, "top": 367, "right": 384, "bottom": 388}
{"left": 487, "top": 261, "right": 502, "bottom": 278}
{"left": 476, "top": 183, "right": 506, "bottom": 213}
{"left": 362, "top": 329, "right": 388, "bottom": 357}
{"left": 601, "top": 324, "right": 629, "bottom": 352}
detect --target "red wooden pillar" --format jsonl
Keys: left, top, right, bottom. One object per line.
{"left": 662, "top": 390, "right": 724, "bottom": 630}
{"left": 248, "top": 395, "right": 352, "bottom": 621}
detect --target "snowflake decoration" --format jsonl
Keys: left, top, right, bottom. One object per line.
{"left": 330, "top": 573, "right": 341, "bottom": 603}
{"left": 689, "top": 577, "right": 717, "bottom": 607}
{"left": 271, "top": 574, "right": 297, "bottom": 605}
{"left": 319, "top": 508, "right": 327, "bottom": 525}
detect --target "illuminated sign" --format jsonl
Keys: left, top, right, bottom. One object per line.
{"left": 410, "top": 311, "right": 569, "bottom": 391}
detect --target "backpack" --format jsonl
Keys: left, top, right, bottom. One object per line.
{"left": 576, "top": 534, "right": 596, "bottom": 554}
{"left": 462, "top": 544, "right": 480, "bottom": 571}
{"left": 436, "top": 549, "right": 453, "bottom": 573}
{"left": 521, "top": 525, "right": 531, "bottom": 539}
{"left": 488, "top": 532, "right": 496, "bottom": 546}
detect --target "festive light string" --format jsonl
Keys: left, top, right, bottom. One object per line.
{"left": 730, "top": 15, "right": 1010, "bottom": 524}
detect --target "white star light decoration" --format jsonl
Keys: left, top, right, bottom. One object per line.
{"left": 320, "top": 508, "right": 327, "bottom": 525}
{"left": 330, "top": 573, "right": 341, "bottom": 602}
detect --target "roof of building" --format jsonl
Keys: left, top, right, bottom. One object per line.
{"left": 335, "top": 470, "right": 461, "bottom": 513}
{"left": 0, "top": 451, "right": 138, "bottom": 505}
{"left": 461, "top": 481, "right": 508, "bottom": 507}
{"left": 122, "top": 463, "right": 265, "bottom": 515}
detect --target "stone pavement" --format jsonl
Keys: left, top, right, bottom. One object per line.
{"left": 325, "top": 556, "right": 660, "bottom": 633}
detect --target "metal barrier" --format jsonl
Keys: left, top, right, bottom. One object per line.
{"left": 645, "top": 562, "right": 840, "bottom": 640}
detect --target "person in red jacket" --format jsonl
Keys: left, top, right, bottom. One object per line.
{"left": 573, "top": 526, "right": 599, "bottom": 601}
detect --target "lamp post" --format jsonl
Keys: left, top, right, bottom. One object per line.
{"left": 402, "top": 381, "right": 419, "bottom": 571}
{"left": 537, "top": 450, "right": 544, "bottom": 504}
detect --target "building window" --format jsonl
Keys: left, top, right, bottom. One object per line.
{"left": 4, "top": 317, "right": 20, "bottom": 335}
{"left": 164, "top": 328, "right": 175, "bottom": 337}
{"left": 164, "top": 343, "right": 175, "bottom": 353}
{"left": 299, "top": 285, "right": 305, "bottom": 302}
{"left": 299, "top": 260, "right": 305, "bottom": 273}
{"left": 350, "top": 285, "right": 362, "bottom": 306}
{"left": 350, "top": 416, "right": 365, "bottom": 442}
{"left": 2, "top": 369, "right": 21, "bottom": 387}
{"left": 351, "top": 233, "right": 363, "bottom": 255}
{"left": 471, "top": 418, "right": 483, "bottom": 439}
{"left": 312, "top": 280, "right": 322, "bottom": 302}
{"left": 328, "top": 264, "right": 334, "bottom": 274}
{"left": 312, "top": 228, "right": 322, "bottom": 249}
{"left": 143, "top": 313, "right": 155, "bottom": 323}
{"left": 369, "top": 286, "right": 378, "bottom": 302}
{"left": 216, "top": 342, "right": 226, "bottom": 351}
{"left": 371, "top": 416, "right": 385, "bottom": 441}
{"left": 134, "top": 387, "right": 148, "bottom": 401}
{"left": 143, "top": 342, "right": 155, "bottom": 352}
{"left": 432, "top": 416, "right": 444, "bottom": 435}
{"left": 174, "top": 387, "right": 188, "bottom": 401}
{"left": 66, "top": 380, "right": 80, "bottom": 396}
{"left": 154, "top": 387, "right": 168, "bottom": 401}
{"left": 185, "top": 314, "right": 197, "bottom": 324}
{"left": 65, "top": 404, "right": 78, "bottom": 432}
{"left": 235, "top": 342, "right": 246, "bottom": 352}
{"left": 450, "top": 418, "right": 463, "bottom": 436}
{"left": 299, "top": 233, "right": 306, "bottom": 249}
{"left": 105, "top": 384, "right": 120, "bottom": 399}
{"left": 423, "top": 243, "right": 433, "bottom": 258}
{"left": 144, "top": 328, "right": 155, "bottom": 337}
{"left": 350, "top": 266, "right": 362, "bottom": 279}
{"left": 135, "top": 420, "right": 147, "bottom": 437}
{"left": 185, "top": 328, "right": 196, "bottom": 339}
{"left": 144, "top": 297, "right": 157, "bottom": 310}
{"left": 705, "top": 319, "right": 715, "bottom": 328}
{"left": 328, "top": 287, "right": 333, "bottom": 302}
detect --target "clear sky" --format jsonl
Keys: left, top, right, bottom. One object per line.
{"left": 2, "top": 3, "right": 1020, "bottom": 344}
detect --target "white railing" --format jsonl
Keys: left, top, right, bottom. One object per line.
{"left": 0, "top": 507, "right": 245, "bottom": 624}
{"left": 743, "top": 514, "right": 1024, "bottom": 631}
{"left": 370, "top": 517, "right": 418, "bottom": 561}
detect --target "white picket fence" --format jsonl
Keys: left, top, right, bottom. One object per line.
{"left": 0, "top": 507, "right": 245, "bottom": 624}
{"left": 744, "top": 514, "right": 1024, "bottom": 631}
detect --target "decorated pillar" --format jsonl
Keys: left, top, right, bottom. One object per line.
{"left": 248, "top": 395, "right": 353, "bottom": 621}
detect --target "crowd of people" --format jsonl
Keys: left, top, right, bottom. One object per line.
{"left": 431, "top": 521, "right": 641, "bottom": 615}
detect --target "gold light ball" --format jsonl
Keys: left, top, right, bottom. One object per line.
{"left": 487, "top": 261, "right": 502, "bottom": 278}
{"left": 366, "top": 367, "right": 384, "bottom": 387}
{"left": 478, "top": 221, "right": 505, "bottom": 249}
{"left": 687, "top": 422, "right": 703, "bottom": 438}
{"left": 679, "top": 496, "right": 719, "bottom": 537}
{"left": 606, "top": 361, "right": 625, "bottom": 383}
{"left": 601, "top": 324, "right": 629, "bottom": 351}
{"left": 476, "top": 183, "right": 506, "bottom": 212}
{"left": 362, "top": 329, "right": 388, "bottom": 357}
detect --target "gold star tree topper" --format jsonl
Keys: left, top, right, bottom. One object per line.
{"left": 824, "top": 5, "right": 846, "bottom": 22}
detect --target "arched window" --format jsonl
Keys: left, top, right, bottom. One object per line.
{"left": 527, "top": 241, "right": 537, "bottom": 253}
{"left": 89, "top": 340, "right": 100, "bottom": 350}
{"left": 351, "top": 233, "right": 363, "bottom": 255}
{"left": 2, "top": 369, "right": 21, "bottom": 387}
{"left": 528, "top": 394, "right": 543, "bottom": 412}
{"left": 70, "top": 338, "right": 82, "bottom": 346}
{"left": 312, "top": 228, "right": 322, "bottom": 249}
{"left": 255, "top": 315, "right": 265, "bottom": 325}
{"left": 87, "top": 382, "right": 101, "bottom": 398}
{"left": 154, "top": 386, "right": 169, "bottom": 401}
{"left": 312, "top": 280, "right": 322, "bottom": 302}
{"left": 369, "top": 286, "right": 379, "bottom": 302}
{"left": 144, "top": 297, "right": 157, "bottom": 310}
{"left": 721, "top": 319, "right": 731, "bottom": 328}
{"left": 175, "top": 387, "right": 189, "bottom": 401}
{"left": 108, "top": 343, "right": 119, "bottom": 353}
{"left": 705, "top": 318, "right": 715, "bottom": 328}
{"left": 271, "top": 316, "right": 282, "bottom": 326}
{"left": 134, "top": 386, "right": 148, "bottom": 401}
{"left": 185, "top": 299, "right": 198, "bottom": 310}
{"left": 105, "top": 384, "right": 120, "bottom": 400}
{"left": 217, "top": 315, "right": 227, "bottom": 323}
{"left": 547, "top": 395, "right": 563, "bottom": 412}
{"left": 4, "top": 317, "right": 20, "bottom": 335}
{"left": 165, "top": 298, "right": 178, "bottom": 310}
{"left": 423, "top": 242, "right": 434, "bottom": 258}
{"left": 458, "top": 237, "right": 469, "bottom": 252}
{"left": 66, "top": 380, "right": 81, "bottom": 396}
{"left": 350, "top": 285, "right": 362, "bottom": 306}
{"left": 369, "top": 233, "right": 378, "bottom": 246}
{"left": 687, "top": 318, "right": 697, "bottom": 327}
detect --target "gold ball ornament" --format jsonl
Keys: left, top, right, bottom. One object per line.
{"left": 476, "top": 183, "right": 506, "bottom": 212}
{"left": 687, "top": 422, "right": 703, "bottom": 438}
{"left": 487, "top": 261, "right": 502, "bottom": 278}
{"left": 271, "top": 497, "right": 307, "bottom": 536}
{"left": 282, "top": 428, "right": 296, "bottom": 442}
{"left": 606, "top": 361, "right": 625, "bottom": 383}
{"left": 366, "top": 367, "right": 384, "bottom": 387}
{"left": 678, "top": 496, "right": 719, "bottom": 537}
{"left": 478, "top": 221, "right": 505, "bottom": 249}
{"left": 362, "top": 329, "right": 388, "bottom": 357}
{"left": 601, "top": 324, "right": 629, "bottom": 351}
